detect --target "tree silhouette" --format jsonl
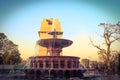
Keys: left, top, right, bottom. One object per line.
{"left": 90, "top": 21, "right": 120, "bottom": 69}
{"left": 117, "top": 53, "right": 120, "bottom": 74}
{"left": 0, "top": 33, "right": 21, "bottom": 65}
{"left": 81, "top": 58, "right": 90, "bottom": 68}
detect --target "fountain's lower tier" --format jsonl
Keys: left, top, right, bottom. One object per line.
{"left": 24, "top": 56, "right": 85, "bottom": 78}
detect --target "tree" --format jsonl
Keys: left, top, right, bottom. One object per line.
{"left": 81, "top": 58, "right": 90, "bottom": 68}
{"left": 9, "top": 50, "right": 21, "bottom": 64}
{"left": 90, "top": 21, "right": 120, "bottom": 69}
{"left": 117, "top": 53, "right": 120, "bottom": 74}
{"left": 0, "top": 53, "right": 3, "bottom": 64}
{"left": 114, "top": 53, "right": 120, "bottom": 74}
{"left": 0, "top": 33, "right": 21, "bottom": 65}
{"left": 89, "top": 61, "right": 98, "bottom": 69}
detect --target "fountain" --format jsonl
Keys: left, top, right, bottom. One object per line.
{"left": 24, "top": 18, "right": 85, "bottom": 79}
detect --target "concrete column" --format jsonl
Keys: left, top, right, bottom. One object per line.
{"left": 75, "top": 61, "right": 77, "bottom": 68}
{"left": 65, "top": 59, "right": 67, "bottom": 69}
{"left": 71, "top": 59, "right": 73, "bottom": 69}
{"left": 76, "top": 59, "right": 79, "bottom": 68}
{"left": 43, "top": 59, "right": 46, "bottom": 69}
{"left": 33, "top": 63, "right": 35, "bottom": 68}
{"left": 58, "top": 59, "right": 60, "bottom": 69}
{"left": 37, "top": 62, "right": 39, "bottom": 69}
{"left": 30, "top": 61, "right": 33, "bottom": 68}
{"left": 77, "top": 61, "right": 79, "bottom": 68}
{"left": 51, "top": 59, "right": 53, "bottom": 69}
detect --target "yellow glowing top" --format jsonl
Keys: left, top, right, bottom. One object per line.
{"left": 38, "top": 18, "right": 62, "bottom": 39}
{"left": 38, "top": 18, "right": 63, "bottom": 56}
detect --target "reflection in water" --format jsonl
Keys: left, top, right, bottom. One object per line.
{"left": 84, "top": 74, "right": 120, "bottom": 80}
{"left": 0, "top": 73, "right": 120, "bottom": 80}
{"left": 83, "top": 69, "right": 120, "bottom": 80}
{"left": 0, "top": 75, "right": 119, "bottom": 80}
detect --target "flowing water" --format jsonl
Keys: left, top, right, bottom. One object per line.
{"left": 84, "top": 75, "right": 120, "bottom": 80}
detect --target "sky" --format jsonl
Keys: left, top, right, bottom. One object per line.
{"left": 0, "top": 0, "right": 120, "bottom": 61}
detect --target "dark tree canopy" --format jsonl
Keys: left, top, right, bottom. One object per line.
{"left": 0, "top": 33, "right": 21, "bottom": 65}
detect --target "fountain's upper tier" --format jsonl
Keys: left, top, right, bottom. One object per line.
{"left": 38, "top": 18, "right": 62, "bottom": 39}
{"left": 37, "top": 39, "right": 73, "bottom": 48}
{"left": 37, "top": 18, "right": 73, "bottom": 56}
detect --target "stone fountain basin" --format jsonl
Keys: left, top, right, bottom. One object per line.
{"left": 37, "top": 38, "right": 73, "bottom": 48}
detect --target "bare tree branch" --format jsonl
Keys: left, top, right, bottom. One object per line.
{"left": 110, "top": 37, "right": 120, "bottom": 43}
{"left": 91, "top": 21, "right": 120, "bottom": 69}
{"left": 90, "top": 37, "right": 103, "bottom": 50}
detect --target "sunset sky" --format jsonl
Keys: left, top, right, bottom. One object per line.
{"left": 0, "top": 0, "right": 120, "bottom": 60}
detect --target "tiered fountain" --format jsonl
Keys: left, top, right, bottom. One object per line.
{"left": 24, "top": 18, "right": 84, "bottom": 79}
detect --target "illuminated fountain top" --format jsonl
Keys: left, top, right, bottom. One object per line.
{"left": 37, "top": 18, "right": 73, "bottom": 56}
